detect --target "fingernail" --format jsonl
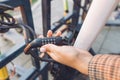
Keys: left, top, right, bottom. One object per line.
{"left": 40, "top": 47, "right": 46, "bottom": 52}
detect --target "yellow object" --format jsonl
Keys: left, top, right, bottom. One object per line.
{"left": 0, "top": 51, "right": 9, "bottom": 80}
{"left": 0, "top": 67, "right": 9, "bottom": 80}
{"left": 63, "top": 0, "right": 69, "bottom": 16}
{"left": 63, "top": 0, "right": 71, "bottom": 23}
{"left": 63, "top": 0, "right": 69, "bottom": 12}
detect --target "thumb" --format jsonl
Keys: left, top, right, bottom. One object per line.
{"left": 40, "top": 44, "right": 58, "bottom": 54}
{"left": 40, "top": 44, "right": 62, "bottom": 62}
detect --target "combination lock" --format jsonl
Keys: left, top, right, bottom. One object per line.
{"left": 24, "top": 36, "right": 63, "bottom": 54}
{"left": 30, "top": 36, "right": 62, "bottom": 48}
{"left": 24, "top": 36, "right": 63, "bottom": 62}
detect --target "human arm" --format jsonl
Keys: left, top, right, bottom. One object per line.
{"left": 74, "top": 0, "right": 119, "bottom": 50}
{"left": 39, "top": 30, "right": 92, "bottom": 75}
{"left": 89, "top": 54, "right": 120, "bottom": 80}
{"left": 40, "top": 44, "right": 93, "bottom": 75}
{"left": 39, "top": 0, "right": 120, "bottom": 79}
{"left": 40, "top": 45, "right": 120, "bottom": 80}
{"left": 40, "top": 30, "right": 120, "bottom": 79}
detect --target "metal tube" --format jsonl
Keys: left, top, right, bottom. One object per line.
{"left": 74, "top": 0, "right": 119, "bottom": 50}
{"left": 42, "top": 0, "right": 51, "bottom": 36}
{"left": 52, "top": 12, "right": 74, "bottom": 32}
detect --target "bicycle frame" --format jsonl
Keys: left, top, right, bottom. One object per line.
{"left": 1, "top": 0, "right": 119, "bottom": 80}
{"left": 41, "top": 0, "right": 91, "bottom": 80}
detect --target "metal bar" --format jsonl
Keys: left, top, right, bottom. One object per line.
{"left": 0, "top": 41, "right": 25, "bottom": 68}
{"left": 20, "top": 0, "right": 40, "bottom": 69}
{"left": 40, "top": 64, "right": 48, "bottom": 80}
{"left": 20, "top": 62, "right": 48, "bottom": 80}
{"left": 0, "top": 0, "right": 22, "bottom": 7}
{"left": 1, "top": 0, "right": 34, "bottom": 30}
{"left": 106, "top": 20, "right": 120, "bottom": 26}
{"left": 0, "top": 0, "right": 39, "bottom": 69}
{"left": 71, "top": 0, "right": 81, "bottom": 27}
{"left": 40, "top": 1, "right": 52, "bottom": 80}
{"left": 0, "top": 0, "right": 41, "bottom": 79}
{"left": 52, "top": 12, "right": 75, "bottom": 32}
{"left": 42, "top": 0, "right": 51, "bottom": 36}
{"left": 20, "top": 67, "right": 40, "bottom": 80}
{"left": 20, "top": 0, "right": 34, "bottom": 30}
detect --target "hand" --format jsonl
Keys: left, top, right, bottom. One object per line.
{"left": 40, "top": 30, "right": 93, "bottom": 75}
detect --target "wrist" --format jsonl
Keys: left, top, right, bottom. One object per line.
{"left": 74, "top": 50, "right": 93, "bottom": 75}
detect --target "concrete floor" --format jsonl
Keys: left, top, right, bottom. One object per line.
{"left": 92, "top": 26, "right": 120, "bottom": 54}
{"left": 0, "top": 0, "right": 120, "bottom": 80}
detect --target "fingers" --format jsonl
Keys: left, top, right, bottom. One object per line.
{"left": 40, "top": 44, "right": 56, "bottom": 53}
{"left": 38, "top": 30, "right": 53, "bottom": 38}
{"left": 39, "top": 30, "right": 62, "bottom": 38}
{"left": 40, "top": 47, "right": 46, "bottom": 52}
{"left": 47, "top": 30, "right": 62, "bottom": 37}
{"left": 39, "top": 30, "right": 61, "bottom": 38}
{"left": 40, "top": 44, "right": 60, "bottom": 56}
{"left": 54, "top": 30, "right": 62, "bottom": 36}
{"left": 39, "top": 30, "right": 62, "bottom": 58}
{"left": 40, "top": 44, "right": 61, "bottom": 61}
{"left": 47, "top": 30, "right": 53, "bottom": 37}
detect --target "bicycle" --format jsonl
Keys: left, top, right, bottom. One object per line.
{"left": 25, "top": 0, "right": 92, "bottom": 80}
{"left": 0, "top": 0, "right": 92, "bottom": 80}
{"left": 1, "top": 0, "right": 119, "bottom": 80}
